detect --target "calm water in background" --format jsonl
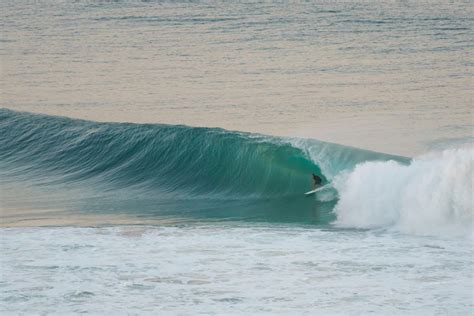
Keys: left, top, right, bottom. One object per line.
{"left": 1, "top": 1, "right": 472, "bottom": 156}
{"left": 1, "top": 1, "right": 473, "bottom": 314}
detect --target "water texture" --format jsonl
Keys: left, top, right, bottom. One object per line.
{"left": 1, "top": 225, "right": 472, "bottom": 315}
{"left": 1, "top": 1, "right": 472, "bottom": 155}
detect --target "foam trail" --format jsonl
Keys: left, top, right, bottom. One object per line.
{"left": 333, "top": 147, "right": 473, "bottom": 236}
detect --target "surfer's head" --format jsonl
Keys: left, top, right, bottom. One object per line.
{"left": 312, "top": 173, "right": 322, "bottom": 184}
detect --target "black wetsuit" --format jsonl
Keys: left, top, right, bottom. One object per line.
{"left": 313, "top": 174, "right": 322, "bottom": 187}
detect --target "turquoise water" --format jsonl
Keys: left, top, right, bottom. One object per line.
{"left": 0, "top": 109, "right": 408, "bottom": 225}
{"left": 1, "top": 1, "right": 473, "bottom": 314}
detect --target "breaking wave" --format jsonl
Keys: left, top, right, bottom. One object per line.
{"left": 7, "top": 108, "right": 471, "bottom": 233}
{"left": 333, "top": 147, "right": 473, "bottom": 236}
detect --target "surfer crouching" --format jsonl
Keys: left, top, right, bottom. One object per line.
{"left": 312, "top": 173, "right": 322, "bottom": 190}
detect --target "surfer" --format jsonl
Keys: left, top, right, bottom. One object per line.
{"left": 312, "top": 173, "right": 322, "bottom": 190}
{"left": 305, "top": 173, "right": 324, "bottom": 196}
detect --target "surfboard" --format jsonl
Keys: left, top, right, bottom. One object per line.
{"left": 304, "top": 184, "right": 329, "bottom": 196}
{"left": 305, "top": 188, "right": 322, "bottom": 195}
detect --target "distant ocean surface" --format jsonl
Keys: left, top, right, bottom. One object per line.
{"left": 1, "top": 0, "right": 472, "bottom": 155}
{"left": 1, "top": 1, "right": 473, "bottom": 314}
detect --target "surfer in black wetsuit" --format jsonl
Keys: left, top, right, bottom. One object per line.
{"left": 312, "top": 173, "right": 322, "bottom": 190}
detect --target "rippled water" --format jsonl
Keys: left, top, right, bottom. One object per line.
{"left": 1, "top": 1, "right": 472, "bottom": 155}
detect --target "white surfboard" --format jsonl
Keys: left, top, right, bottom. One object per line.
{"left": 304, "top": 184, "right": 329, "bottom": 196}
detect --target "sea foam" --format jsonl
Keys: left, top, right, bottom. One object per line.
{"left": 333, "top": 146, "right": 473, "bottom": 236}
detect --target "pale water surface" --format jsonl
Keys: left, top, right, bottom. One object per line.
{"left": 1, "top": 1, "right": 472, "bottom": 155}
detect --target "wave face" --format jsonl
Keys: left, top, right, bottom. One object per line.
{"left": 333, "top": 147, "right": 473, "bottom": 236}
{"left": 0, "top": 109, "right": 409, "bottom": 223}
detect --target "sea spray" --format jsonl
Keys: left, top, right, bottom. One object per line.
{"left": 333, "top": 146, "right": 473, "bottom": 236}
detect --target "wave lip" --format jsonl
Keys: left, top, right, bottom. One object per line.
{"left": 333, "top": 146, "right": 473, "bottom": 237}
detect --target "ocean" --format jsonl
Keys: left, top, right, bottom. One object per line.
{"left": 1, "top": 1, "right": 473, "bottom": 314}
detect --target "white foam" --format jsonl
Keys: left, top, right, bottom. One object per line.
{"left": 1, "top": 225, "right": 472, "bottom": 314}
{"left": 333, "top": 146, "right": 473, "bottom": 236}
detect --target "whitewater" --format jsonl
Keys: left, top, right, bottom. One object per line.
{"left": 333, "top": 147, "right": 473, "bottom": 237}
{"left": 2, "top": 225, "right": 472, "bottom": 315}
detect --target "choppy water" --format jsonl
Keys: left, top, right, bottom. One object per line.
{"left": 1, "top": 1, "right": 473, "bottom": 314}
{"left": 2, "top": 225, "right": 473, "bottom": 315}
